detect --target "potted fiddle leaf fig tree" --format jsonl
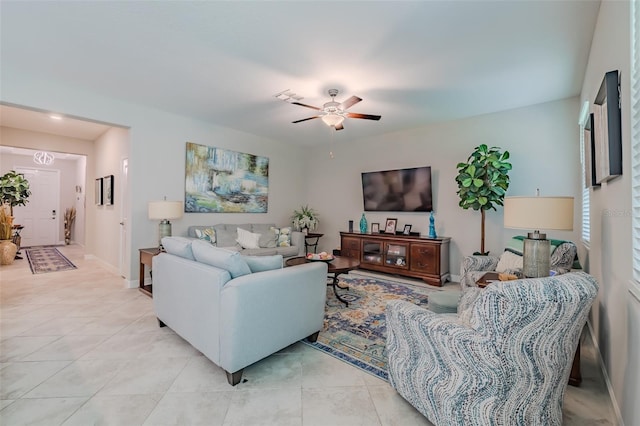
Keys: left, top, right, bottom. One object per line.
{"left": 455, "top": 144, "right": 511, "bottom": 255}
{"left": 0, "top": 170, "right": 31, "bottom": 216}
{"left": 0, "top": 170, "right": 30, "bottom": 265}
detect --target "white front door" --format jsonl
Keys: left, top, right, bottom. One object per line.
{"left": 13, "top": 168, "right": 60, "bottom": 247}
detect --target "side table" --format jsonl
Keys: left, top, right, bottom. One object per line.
{"left": 304, "top": 233, "right": 323, "bottom": 254}
{"left": 139, "top": 247, "right": 161, "bottom": 297}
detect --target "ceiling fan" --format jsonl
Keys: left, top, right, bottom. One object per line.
{"left": 291, "top": 89, "right": 381, "bottom": 130}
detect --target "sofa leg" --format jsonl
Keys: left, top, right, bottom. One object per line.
{"left": 226, "top": 369, "right": 243, "bottom": 386}
{"left": 306, "top": 331, "right": 320, "bottom": 342}
{"left": 157, "top": 318, "right": 166, "bottom": 328}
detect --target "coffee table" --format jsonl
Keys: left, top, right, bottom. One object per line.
{"left": 285, "top": 256, "right": 360, "bottom": 306}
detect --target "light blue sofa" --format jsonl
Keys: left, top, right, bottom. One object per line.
{"left": 386, "top": 272, "right": 598, "bottom": 425}
{"left": 153, "top": 237, "right": 328, "bottom": 385}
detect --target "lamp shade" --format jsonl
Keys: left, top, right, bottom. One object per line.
{"left": 504, "top": 196, "right": 574, "bottom": 231}
{"left": 148, "top": 201, "right": 183, "bottom": 220}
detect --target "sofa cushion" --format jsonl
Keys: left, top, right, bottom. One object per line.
{"left": 161, "top": 237, "right": 195, "bottom": 260}
{"left": 215, "top": 228, "right": 240, "bottom": 248}
{"left": 272, "top": 226, "right": 292, "bottom": 247}
{"left": 251, "top": 223, "right": 276, "bottom": 233}
{"left": 242, "top": 254, "right": 283, "bottom": 273}
{"left": 191, "top": 240, "right": 251, "bottom": 279}
{"left": 275, "top": 246, "right": 299, "bottom": 258}
{"left": 257, "top": 228, "right": 278, "bottom": 248}
{"left": 236, "top": 228, "right": 261, "bottom": 249}
{"left": 240, "top": 248, "right": 278, "bottom": 256}
{"left": 194, "top": 227, "right": 216, "bottom": 245}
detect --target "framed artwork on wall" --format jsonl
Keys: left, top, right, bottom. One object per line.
{"left": 185, "top": 142, "right": 269, "bottom": 213}
{"left": 593, "top": 70, "right": 622, "bottom": 183}
{"left": 103, "top": 175, "right": 114, "bottom": 206}
{"left": 584, "top": 113, "right": 600, "bottom": 188}
{"left": 95, "top": 178, "right": 103, "bottom": 206}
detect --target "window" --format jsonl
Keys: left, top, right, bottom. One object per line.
{"left": 632, "top": 0, "right": 640, "bottom": 285}
{"left": 579, "top": 101, "right": 591, "bottom": 245}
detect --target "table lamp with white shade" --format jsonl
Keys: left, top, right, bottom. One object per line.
{"left": 148, "top": 199, "right": 183, "bottom": 247}
{"left": 503, "top": 195, "right": 574, "bottom": 278}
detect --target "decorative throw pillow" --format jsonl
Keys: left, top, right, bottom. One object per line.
{"left": 215, "top": 228, "right": 239, "bottom": 248}
{"left": 161, "top": 236, "right": 195, "bottom": 260}
{"left": 194, "top": 227, "right": 216, "bottom": 245}
{"left": 496, "top": 250, "right": 523, "bottom": 273}
{"left": 236, "top": 227, "right": 261, "bottom": 249}
{"left": 191, "top": 240, "right": 251, "bottom": 278}
{"left": 242, "top": 255, "right": 283, "bottom": 273}
{"left": 258, "top": 228, "right": 278, "bottom": 248}
{"left": 271, "top": 226, "right": 292, "bottom": 247}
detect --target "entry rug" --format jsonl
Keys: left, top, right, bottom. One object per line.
{"left": 25, "top": 247, "right": 77, "bottom": 274}
{"left": 302, "top": 274, "right": 436, "bottom": 381}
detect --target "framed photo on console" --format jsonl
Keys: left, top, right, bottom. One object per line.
{"left": 403, "top": 224, "right": 412, "bottom": 235}
{"left": 371, "top": 223, "right": 380, "bottom": 233}
{"left": 384, "top": 218, "right": 397, "bottom": 234}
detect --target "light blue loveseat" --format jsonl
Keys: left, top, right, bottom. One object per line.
{"left": 153, "top": 237, "right": 328, "bottom": 385}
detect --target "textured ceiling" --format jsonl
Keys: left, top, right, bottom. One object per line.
{"left": 0, "top": 1, "right": 600, "bottom": 145}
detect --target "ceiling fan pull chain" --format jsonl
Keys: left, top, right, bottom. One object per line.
{"left": 329, "top": 126, "right": 335, "bottom": 159}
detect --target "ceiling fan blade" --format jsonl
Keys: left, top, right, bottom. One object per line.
{"left": 346, "top": 112, "right": 381, "bottom": 121}
{"left": 340, "top": 96, "right": 362, "bottom": 110}
{"left": 292, "top": 116, "right": 320, "bottom": 123}
{"left": 334, "top": 123, "right": 344, "bottom": 131}
{"left": 291, "top": 102, "right": 321, "bottom": 111}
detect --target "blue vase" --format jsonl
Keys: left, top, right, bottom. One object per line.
{"left": 359, "top": 213, "right": 368, "bottom": 233}
{"left": 428, "top": 211, "right": 437, "bottom": 238}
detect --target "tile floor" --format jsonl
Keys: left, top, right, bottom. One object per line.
{"left": 0, "top": 245, "right": 618, "bottom": 425}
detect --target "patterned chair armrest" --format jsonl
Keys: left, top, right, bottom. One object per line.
{"left": 386, "top": 300, "right": 504, "bottom": 424}
{"left": 460, "top": 255, "right": 500, "bottom": 289}
{"left": 550, "top": 242, "right": 577, "bottom": 274}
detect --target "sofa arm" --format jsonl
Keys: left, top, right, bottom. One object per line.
{"left": 219, "top": 261, "right": 328, "bottom": 373}
{"left": 291, "top": 231, "right": 305, "bottom": 256}
{"left": 459, "top": 255, "right": 499, "bottom": 289}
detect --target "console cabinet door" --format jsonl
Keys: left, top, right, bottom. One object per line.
{"left": 341, "top": 236, "right": 361, "bottom": 259}
{"left": 410, "top": 244, "right": 438, "bottom": 274}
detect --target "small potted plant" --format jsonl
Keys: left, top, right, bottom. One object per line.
{"left": 291, "top": 205, "right": 319, "bottom": 234}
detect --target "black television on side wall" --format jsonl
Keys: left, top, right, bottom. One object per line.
{"left": 361, "top": 166, "right": 433, "bottom": 212}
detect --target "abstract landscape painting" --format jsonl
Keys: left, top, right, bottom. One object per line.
{"left": 185, "top": 142, "right": 269, "bottom": 213}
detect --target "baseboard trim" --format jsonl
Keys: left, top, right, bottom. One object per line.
{"left": 586, "top": 320, "right": 625, "bottom": 426}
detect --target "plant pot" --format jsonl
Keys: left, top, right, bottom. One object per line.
{"left": 0, "top": 240, "right": 17, "bottom": 265}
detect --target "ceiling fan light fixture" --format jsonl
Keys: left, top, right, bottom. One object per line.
{"left": 321, "top": 113, "right": 344, "bottom": 127}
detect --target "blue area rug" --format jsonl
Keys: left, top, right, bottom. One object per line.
{"left": 302, "top": 274, "right": 436, "bottom": 381}
{"left": 25, "top": 247, "right": 77, "bottom": 274}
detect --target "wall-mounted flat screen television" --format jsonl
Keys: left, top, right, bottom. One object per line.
{"left": 361, "top": 166, "right": 433, "bottom": 212}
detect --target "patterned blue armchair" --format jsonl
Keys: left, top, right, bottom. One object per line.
{"left": 386, "top": 272, "right": 598, "bottom": 426}
{"left": 459, "top": 241, "right": 578, "bottom": 290}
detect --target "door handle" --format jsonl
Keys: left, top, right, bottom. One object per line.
{"left": 119, "top": 222, "right": 125, "bottom": 226}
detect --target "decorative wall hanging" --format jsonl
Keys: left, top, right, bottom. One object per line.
{"left": 103, "top": 175, "right": 114, "bottom": 205}
{"left": 584, "top": 113, "right": 600, "bottom": 188}
{"left": 95, "top": 178, "right": 103, "bottom": 206}
{"left": 593, "top": 70, "right": 622, "bottom": 183}
{"left": 185, "top": 142, "right": 269, "bottom": 213}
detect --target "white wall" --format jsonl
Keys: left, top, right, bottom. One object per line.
{"left": 306, "top": 97, "right": 582, "bottom": 277}
{"left": 580, "top": 1, "right": 637, "bottom": 424}
{"left": 0, "top": 128, "right": 91, "bottom": 245}
{"left": 0, "top": 73, "right": 309, "bottom": 283}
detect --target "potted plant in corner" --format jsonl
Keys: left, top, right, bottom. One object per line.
{"left": 455, "top": 144, "right": 511, "bottom": 255}
{"left": 0, "top": 170, "right": 31, "bottom": 265}
{"left": 291, "top": 205, "right": 319, "bottom": 234}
